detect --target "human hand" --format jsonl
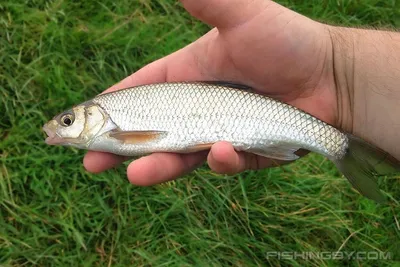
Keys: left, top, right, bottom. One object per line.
{"left": 84, "top": 0, "right": 339, "bottom": 185}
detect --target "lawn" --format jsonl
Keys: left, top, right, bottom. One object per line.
{"left": 1, "top": 0, "right": 399, "bottom": 266}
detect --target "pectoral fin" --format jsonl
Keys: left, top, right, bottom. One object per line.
{"left": 110, "top": 130, "right": 166, "bottom": 144}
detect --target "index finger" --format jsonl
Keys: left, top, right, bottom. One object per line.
{"left": 102, "top": 57, "right": 170, "bottom": 94}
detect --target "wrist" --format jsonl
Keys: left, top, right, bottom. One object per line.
{"left": 326, "top": 25, "right": 356, "bottom": 133}
{"left": 328, "top": 25, "right": 400, "bottom": 159}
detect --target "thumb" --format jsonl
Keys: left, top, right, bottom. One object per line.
{"left": 180, "top": 0, "right": 272, "bottom": 29}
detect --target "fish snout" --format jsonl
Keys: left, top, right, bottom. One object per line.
{"left": 43, "top": 120, "right": 64, "bottom": 145}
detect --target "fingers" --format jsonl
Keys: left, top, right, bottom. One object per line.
{"left": 207, "top": 141, "right": 284, "bottom": 174}
{"left": 180, "top": 0, "right": 271, "bottom": 29}
{"left": 83, "top": 151, "right": 129, "bottom": 173}
{"left": 102, "top": 58, "right": 169, "bottom": 94}
{"left": 127, "top": 151, "right": 208, "bottom": 186}
{"left": 207, "top": 141, "right": 247, "bottom": 174}
{"left": 127, "top": 141, "right": 290, "bottom": 185}
{"left": 102, "top": 37, "right": 215, "bottom": 95}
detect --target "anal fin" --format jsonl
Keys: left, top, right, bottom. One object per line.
{"left": 246, "top": 145, "right": 301, "bottom": 161}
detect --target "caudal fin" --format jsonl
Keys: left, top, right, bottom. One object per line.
{"left": 335, "top": 135, "right": 400, "bottom": 203}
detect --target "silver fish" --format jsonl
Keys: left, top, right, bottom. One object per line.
{"left": 43, "top": 81, "right": 400, "bottom": 202}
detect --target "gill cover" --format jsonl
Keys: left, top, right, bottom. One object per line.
{"left": 44, "top": 102, "right": 109, "bottom": 146}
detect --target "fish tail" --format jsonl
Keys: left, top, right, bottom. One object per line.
{"left": 335, "top": 134, "right": 400, "bottom": 203}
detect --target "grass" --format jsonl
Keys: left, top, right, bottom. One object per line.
{"left": 1, "top": 0, "right": 399, "bottom": 266}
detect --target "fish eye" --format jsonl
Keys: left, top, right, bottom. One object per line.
{"left": 60, "top": 114, "right": 74, "bottom": 127}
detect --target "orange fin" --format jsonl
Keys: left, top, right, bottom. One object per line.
{"left": 110, "top": 131, "right": 166, "bottom": 144}
{"left": 185, "top": 143, "right": 214, "bottom": 153}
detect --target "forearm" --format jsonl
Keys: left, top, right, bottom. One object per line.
{"left": 329, "top": 26, "right": 400, "bottom": 160}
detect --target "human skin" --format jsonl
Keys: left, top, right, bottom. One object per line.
{"left": 83, "top": 0, "right": 400, "bottom": 186}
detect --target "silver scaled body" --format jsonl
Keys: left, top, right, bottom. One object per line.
{"left": 89, "top": 82, "right": 348, "bottom": 160}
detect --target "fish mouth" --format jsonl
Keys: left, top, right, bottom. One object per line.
{"left": 43, "top": 124, "right": 65, "bottom": 145}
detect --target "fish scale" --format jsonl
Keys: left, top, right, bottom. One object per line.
{"left": 91, "top": 82, "right": 347, "bottom": 158}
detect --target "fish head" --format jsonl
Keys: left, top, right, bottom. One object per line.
{"left": 43, "top": 102, "right": 113, "bottom": 148}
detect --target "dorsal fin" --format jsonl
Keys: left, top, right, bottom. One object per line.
{"left": 201, "top": 81, "right": 254, "bottom": 91}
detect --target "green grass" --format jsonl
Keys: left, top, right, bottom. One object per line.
{"left": 1, "top": 0, "right": 400, "bottom": 266}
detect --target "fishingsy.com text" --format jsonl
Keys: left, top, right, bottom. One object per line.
{"left": 266, "top": 251, "right": 392, "bottom": 260}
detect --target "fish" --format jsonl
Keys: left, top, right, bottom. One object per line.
{"left": 43, "top": 81, "right": 400, "bottom": 203}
